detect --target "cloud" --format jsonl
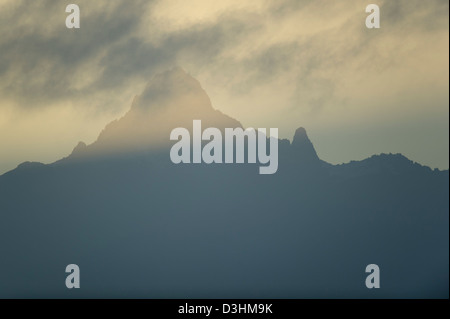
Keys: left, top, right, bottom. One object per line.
{"left": 0, "top": 0, "right": 447, "bottom": 110}
{"left": 0, "top": 1, "right": 149, "bottom": 107}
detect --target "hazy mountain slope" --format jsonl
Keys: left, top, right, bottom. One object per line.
{"left": 0, "top": 68, "right": 448, "bottom": 298}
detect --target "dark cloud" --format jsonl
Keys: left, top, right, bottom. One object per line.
{"left": 382, "top": 0, "right": 449, "bottom": 31}
{"left": 0, "top": 0, "right": 262, "bottom": 108}
{"left": 0, "top": 0, "right": 447, "bottom": 111}
{"left": 96, "top": 15, "right": 257, "bottom": 90}
{"left": 0, "top": 0, "right": 148, "bottom": 105}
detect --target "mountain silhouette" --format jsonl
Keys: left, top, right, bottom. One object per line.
{"left": 72, "top": 67, "right": 241, "bottom": 158}
{"left": 0, "top": 68, "right": 448, "bottom": 298}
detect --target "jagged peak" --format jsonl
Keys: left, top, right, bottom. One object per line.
{"left": 290, "top": 127, "right": 320, "bottom": 163}
{"left": 79, "top": 68, "right": 242, "bottom": 155}
{"left": 292, "top": 127, "right": 309, "bottom": 146}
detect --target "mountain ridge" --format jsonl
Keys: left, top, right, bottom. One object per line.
{"left": 2, "top": 68, "right": 446, "bottom": 177}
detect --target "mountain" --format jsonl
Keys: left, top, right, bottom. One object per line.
{"left": 69, "top": 67, "right": 241, "bottom": 158}
{"left": 0, "top": 68, "right": 448, "bottom": 298}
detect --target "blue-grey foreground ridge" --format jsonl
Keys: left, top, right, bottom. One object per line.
{"left": 0, "top": 68, "right": 448, "bottom": 298}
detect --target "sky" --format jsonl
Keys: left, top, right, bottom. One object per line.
{"left": 0, "top": 0, "right": 448, "bottom": 174}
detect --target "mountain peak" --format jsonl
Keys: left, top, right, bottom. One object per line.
{"left": 77, "top": 68, "right": 242, "bottom": 156}
{"left": 132, "top": 67, "right": 210, "bottom": 114}
{"left": 292, "top": 127, "right": 308, "bottom": 145}
{"left": 291, "top": 127, "right": 320, "bottom": 165}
